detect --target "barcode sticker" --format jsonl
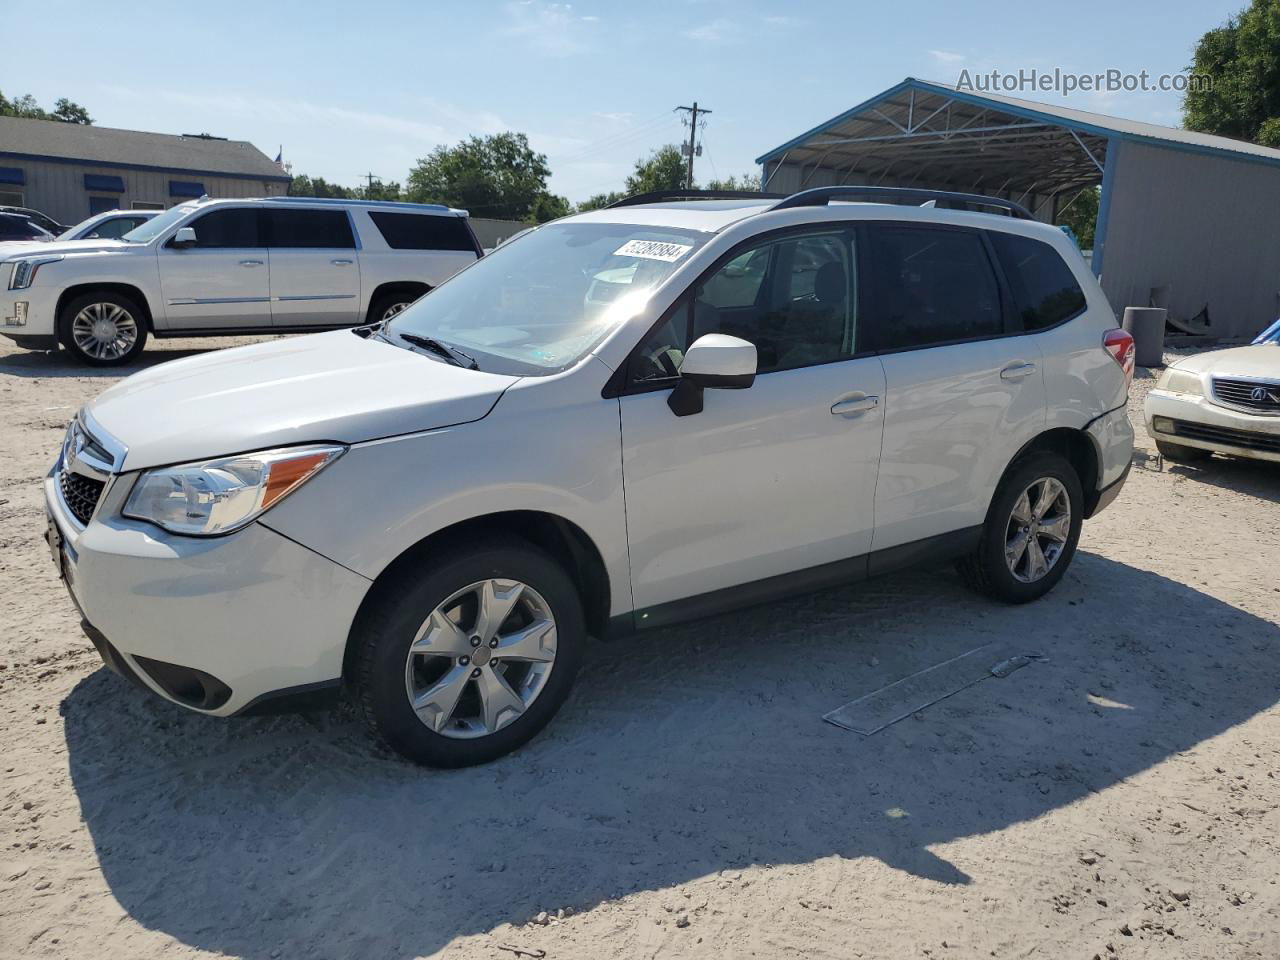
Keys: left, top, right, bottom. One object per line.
{"left": 613, "top": 240, "right": 693, "bottom": 262}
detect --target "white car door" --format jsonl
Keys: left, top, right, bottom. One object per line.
{"left": 264, "top": 207, "right": 361, "bottom": 327}
{"left": 158, "top": 207, "right": 270, "bottom": 331}
{"left": 864, "top": 222, "right": 1046, "bottom": 552}
{"left": 618, "top": 228, "right": 886, "bottom": 616}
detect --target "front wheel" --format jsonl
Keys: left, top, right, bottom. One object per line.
{"left": 958, "top": 451, "right": 1084, "bottom": 604}
{"left": 57, "top": 291, "right": 148, "bottom": 366}
{"left": 351, "top": 538, "right": 585, "bottom": 767}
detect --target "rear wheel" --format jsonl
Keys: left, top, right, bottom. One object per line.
{"left": 57, "top": 291, "right": 148, "bottom": 366}
{"left": 368, "top": 290, "right": 424, "bottom": 324}
{"left": 1155, "top": 438, "right": 1212, "bottom": 464}
{"left": 352, "top": 538, "right": 585, "bottom": 767}
{"left": 958, "top": 451, "right": 1083, "bottom": 604}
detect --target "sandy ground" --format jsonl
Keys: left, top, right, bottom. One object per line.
{"left": 1, "top": 336, "right": 1278, "bottom": 960}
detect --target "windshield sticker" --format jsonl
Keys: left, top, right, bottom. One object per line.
{"left": 613, "top": 239, "right": 693, "bottom": 262}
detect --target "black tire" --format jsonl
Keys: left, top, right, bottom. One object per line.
{"left": 57, "top": 290, "right": 148, "bottom": 366}
{"left": 367, "top": 290, "right": 422, "bottom": 325}
{"left": 958, "top": 450, "right": 1084, "bottom": 604}
{"left": 351, "top": 538, "right": 585, "bottom": 767}
{"left": 1155, "top": 438, "right": 1212, "bottom": 464}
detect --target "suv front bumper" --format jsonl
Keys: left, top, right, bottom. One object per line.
{"left": 1, "top": 283, "right": 57, "bottom": 343}
{"left": 44, "top": 466, "right": 372, "bottom": 716}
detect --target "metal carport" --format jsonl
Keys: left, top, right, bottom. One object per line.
{"left": 757, "top": 78, "right": 1280, "bottom": 339}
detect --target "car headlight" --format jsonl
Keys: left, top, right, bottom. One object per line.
{"left": 8, "top": 255, "right": 63, "bottom": 290}
{"left": 1156, "top": 367, "right": 1203, "bottom": 397}
{"left": 123, "top": 444, "right": 344, "bottom": 536}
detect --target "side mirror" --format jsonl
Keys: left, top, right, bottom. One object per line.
{"left": 170, "top": 226, "right": 197, "bottom": 248}
{"left": 668, "top": 333, "right": 757, "bottom": 417}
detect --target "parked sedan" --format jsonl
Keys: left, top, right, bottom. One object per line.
{"left": 1145, "top": 341, "right": 1280, "bottom": 463}
{"left": 57, "top": 209, "right": 160, "bottom": 242}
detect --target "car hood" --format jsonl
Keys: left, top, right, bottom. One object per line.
{"left": 87, "top": 330, "right": 520, "bottom": 470}
{"left": 1170, "top": 344, "right": 1280, "bottom": 378}
{"left": 0, "top": 238, "right": 129, "bottom": 261}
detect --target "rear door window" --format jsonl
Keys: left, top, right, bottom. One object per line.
{"left": 263, "top": 208, "right": 355, "bottom": 248}
{"left": 369, "top": 211, "right": 477, "bottom": 252}
{"left": 988, "top": 232, "right": 1086, "bottom": 331}
{"left": 864, "top": 225, "right": 1003, "bottom": 351}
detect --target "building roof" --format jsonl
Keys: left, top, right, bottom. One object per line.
{"left": 0, "top": 115, "right": 291, "bottom": 182}
{"left": 756, "top": 78, "right": 1280, "bottom": 200}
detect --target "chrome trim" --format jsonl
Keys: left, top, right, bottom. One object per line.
{"left": 166, "top": 296, "right": 272, "bottom": 305}
{"left": 1210, "top": 375, "right": 1280, "bottom": 416}
{"left": 274, "top": 294, "right": 357, "bottom": 302}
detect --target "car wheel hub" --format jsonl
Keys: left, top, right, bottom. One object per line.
{"left": 71, "top": 302, "right": 138, "bottom": 360}
{"left": 1004, "top": 476, "right": 1070, "bottom": 583}
{"left": 404, "top": 578, "right": 557, "bottom": 740}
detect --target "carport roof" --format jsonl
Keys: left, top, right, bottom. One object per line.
{"left": 756, "top": 78, "right": 1280, "bottom": 199}
{"left": 0, "top": 115, "right": 291, "bottom": 183}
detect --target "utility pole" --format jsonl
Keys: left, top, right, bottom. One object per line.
{"left": 363, "top": 172, "right": 383, "bottom": 194}
{"left": 676, "top": 102, "right": 711, "bottom": 189}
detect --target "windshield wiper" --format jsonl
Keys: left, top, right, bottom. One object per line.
{"left": 396, "top": 332, "right": 479, "bottom": 369}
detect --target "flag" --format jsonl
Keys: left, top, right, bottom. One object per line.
{"left": 274, "top": 146, "right": 283, "bottom": 165}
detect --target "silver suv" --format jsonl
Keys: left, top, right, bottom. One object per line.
{"left": 2, "top": 197, "right": 482, "bottom": 364}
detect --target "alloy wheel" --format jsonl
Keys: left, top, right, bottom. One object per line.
{"left": 1004, "top": 477, "right": 1071, "bottom": 583}
{"left": 404, "top": 578, "right": 557, "bottom": 739}
{"left": 381, "top": 301, "right": 410, "bottom": 322}
{"left": 71, "top": 302, "right": 139, "bottom": 361}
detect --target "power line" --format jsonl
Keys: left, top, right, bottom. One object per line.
{"left": 675, "top": 102, "right": 711, "bottom": 189}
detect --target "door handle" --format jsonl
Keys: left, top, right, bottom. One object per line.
{"left": 1000, "top": 361, "right": 1037, "bottom": 380}
{"left": 831, "top": 394, "right": 880, "bottom": 417}
{"left": 331, "top": 258, "right": 354, "bottom": 265}
{"left": 239, "top": 259, "right": 264, "bottom": 267}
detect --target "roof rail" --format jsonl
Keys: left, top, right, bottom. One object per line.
{"left": 606, "top": 189, "right": 786, "bottom": 208}
{"left": 257, "top": 196, "right": 466, "bottom": 215}
{"left": 769, "top": 186, "right": 1034, "bottom": 219}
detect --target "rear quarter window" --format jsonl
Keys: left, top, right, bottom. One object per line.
{"left": 369, "top": 211, "right": 477, "bottom": 252}
{"left": 989, "top": 232, "right": 1087, "bottom": 331}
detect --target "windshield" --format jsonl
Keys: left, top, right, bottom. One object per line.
{"left": 385, "top": 221, "right": 708, "bottom": 375}
{"left": 121, "top": 204, "right": 197, "bottom": 243}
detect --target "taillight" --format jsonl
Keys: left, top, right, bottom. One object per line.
{"left": 1103, "top": 328, "right": 1135, "bottom": 385}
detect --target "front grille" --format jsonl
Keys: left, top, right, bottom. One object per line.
{"left": 1170, "top": 419, "right": 1280, "bottom": 455}
{"left": 59, "top": 467, "right": 105, "bottom": 525}
{"left": 1211, "top": 377, "right": 1280, "bottom": 414}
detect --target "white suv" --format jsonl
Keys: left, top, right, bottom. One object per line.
{"left": 2, "top": 196, "right": 481, "bottom": 364}
{"left": 44, "top": 187, "right": 1135, "bottom": 767}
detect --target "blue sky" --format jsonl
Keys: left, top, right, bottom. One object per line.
{"left": 3, "top": 0, "right": 1243, "bottom": 204}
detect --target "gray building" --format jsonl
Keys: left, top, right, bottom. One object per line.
{"left": 0, "top": 115, "right": 290, "bottom": 227}
{"left": 757, "top": 78, "right": 1280, "bottom": 339}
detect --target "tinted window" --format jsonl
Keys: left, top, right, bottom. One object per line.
{"left": 630, "top": 231, "right": 856, "bottom": 382}
{"left": 0, "top": 214, "right": 47, "bottom": 240}
{"left": 369, "top": 211, "right": 476, "bottom": 251}
{"left": 867, "top": 226, "right": 1002, "bottom": 350}
{"left": 187, "top": 208, "right": 261, "bottom": 248}
{"left": 990, "top": 232, "right": 1086, "bottom": 331}
{"left": 88, "top": 216, "right": 148, "bottom": 240}
{"left": 264, "top": 208, "right": 355, "bottom": 248}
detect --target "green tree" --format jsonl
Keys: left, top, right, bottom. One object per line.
{"left": 705, "top": 172, "right": 763, "bottom": 192}
{"left": 0, "top": 90, "right": 92, "bottom": 123}
{"left": 625, "top": 145, "right": 687, "bottom": 194}
{"left": 576, "top": 191, "right": 626, "bottom": 212}
{"left": 287, "top": 174, "right": 353, "bottom": 198}
{"left": 406, "top": 132, "right": 563, "bottom": 222}
{"left": 1055, "top": 185, "right": 1100, "bottom": 250}
{"left": 354, "top": 180, "right": 403, "bottom": 201}
{"left": 1184, "top": 0, "right": 1280, "bottom": 144}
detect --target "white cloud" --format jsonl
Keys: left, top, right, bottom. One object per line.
{"left": 502, "top": 1, "right": 599, "bottom": 56}
{"left": 929, "top": 49, "right": 966, "bottom": 65}
{"left": 683, "top": 19, "right": 740, "bottom": 44}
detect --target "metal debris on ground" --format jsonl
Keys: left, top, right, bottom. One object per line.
{"left": 823, "top": 646, "right": 1040, "bottom": 735}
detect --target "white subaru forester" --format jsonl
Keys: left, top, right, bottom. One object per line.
{"left": 46, "top": 187, "right": 1135, "bottom": 767}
